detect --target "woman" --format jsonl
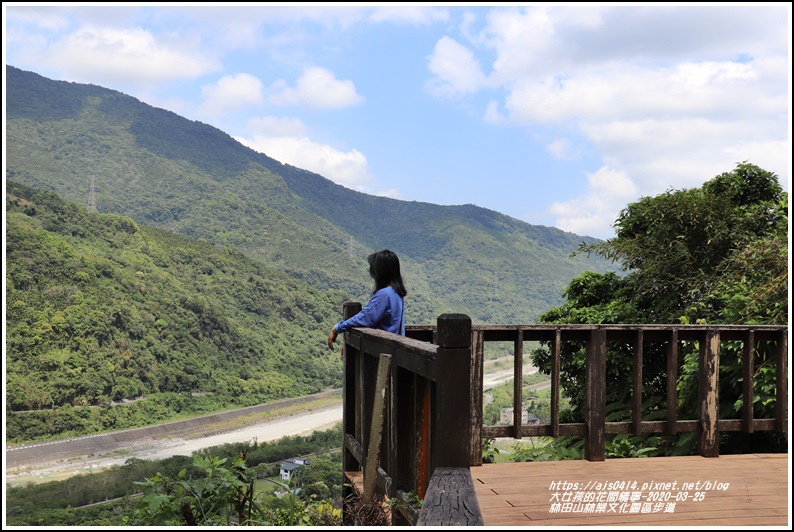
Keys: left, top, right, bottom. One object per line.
{"left": 327, "top": 249, "right": 407, "bottom": 351}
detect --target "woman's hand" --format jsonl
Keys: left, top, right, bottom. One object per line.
{"left": 327, "top": 327, "right": 338, "bottom": 351}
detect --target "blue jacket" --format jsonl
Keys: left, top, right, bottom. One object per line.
{"left": 334, "top": 286, "right": 405, "bottom": 336}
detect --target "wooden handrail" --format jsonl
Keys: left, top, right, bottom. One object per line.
{"left": 343, "top": 316, "right": 787, "bottom": 526}
{"left": 416, "top": 467, "right": 484, "bottom": 526}
{"left": 408, "top": 323, "right": 788, "bottom": 465}
{"left": 341, "top": 305, "right": 476, "bottom": 526}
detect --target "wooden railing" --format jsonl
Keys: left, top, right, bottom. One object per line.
{"left": 342, "top": 307, "right": 787, "bottom": 526}
{"left": 340, "top": 303, "right": 481, "bottom": 526}
{"left": 407, "top": 323, "right": 788, "bottom": 464}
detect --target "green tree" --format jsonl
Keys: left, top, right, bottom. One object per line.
{"left": 531, "top": 162, "right": 788, "bottom": 453}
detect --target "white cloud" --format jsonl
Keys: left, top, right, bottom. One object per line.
{"left": 235, "top": 132, "right": 373, "bottom": 191}
{"left": 267, "top": 67, "right": 364, "bottom": 108}
{"left": 548, "top": 166, "right": 638, "bottom": 238}
{"left": 546, "top": 139, "right": 577, "bottom": 161}
{"left": 198, "top": 73, "right": 264, "bottom": 116}
{"left": 426, "top": 36, "right": 487, "bottom": 97}
{"left": 481, "top": 6, "right": 557, "bottom": 85}
{"left": 5, "top": 6, "right": 71, "bottom": 31}
{"left": 437, "top": 5, "right": 790, "bottom": 237}
{"left": 369, "top": 6, "right": 449, "bottom": 25}
{"left": 32, "top": 26, "right": 219, "bottom": 89}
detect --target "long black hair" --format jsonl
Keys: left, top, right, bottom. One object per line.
{"left": 368, "top": 249, "right": 407, "bottom": 297}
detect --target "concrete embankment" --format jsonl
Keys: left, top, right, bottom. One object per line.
{"left": 6, "top": 390, "right": 341, "bottom": 470}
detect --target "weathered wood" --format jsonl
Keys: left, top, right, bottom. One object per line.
{"left": 344, "top": 319, "right": 790, "bottom": 527}
{"left": 394, "top": 489, "right": 420, "bottom": 525}
{"left": 743, "top": 330, "right": 755, "bottom": 433}
{"left": 433, "top": 314, "right": 472, "bottom": 469}
{"left": 698, "top": 330, "right": 720, "bottom": 457}
{"left": 551, "top": 329, "right": 561, "bottom": 438}
{"left": 356, "top": 329, "right": 438, "bottom": 380}
{"left": 342, "top": 434, "right": 394, "bottom": 500}
{"left": 513, "top": 328, "right": 523, "bottom": 439}
{"left": 389, "top": 365, "right": 414, "bottom": 525}
{"left": 719, "top": 419, "right": 776, "bottom": 431}
{"left": 344, "top": 432, "right": 364, "bottom": 466}
{"left": 632, "top": 329, "right": 643, "bottom": 436}
{"left": 585, "top": 328, "right": 606, "bottom": 461}
{"left": 416, "top": 467, "right": 484, "bottom": 526}
{"left": 666, "top": 329, "right": 679, "bottom": 434}
{"left": 416, "top": 375, "right": 430, "bottom": 500}
{"left": 485, "top": 423, "right": 587, "bottom": 439}
{"left": 471, "top": 454, "right": 788, "bottom": 527}
{"left": 341, "top": 302, "right": 361, "bottom": 526}
{"left": 775, "top": 330, "right": 787, "bottom": 432}
{"left": 364, "top": 354, "right": 392, "bottom": 499}
{"left": 470, "top": 330, "right": 485, "bottom": 466}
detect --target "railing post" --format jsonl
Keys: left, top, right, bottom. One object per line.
{"left": 551, "top": 329, "right": 561, "bottom": 438}
{"left": 775, "top": 330, "right": 787, "bottom": 433}
{"left": 632, "top": 330, "right": 643, "bottom": 436}
{"left": 742, "top": 330, "right": 755, "bottom": 433}
{"left": 666, "top": 329, "right": 679, "bottom": 434}
{"left": 698, "top": 330, "right": 720, "bottom": 457}
{"left": 470, "top": 329, "right": 485, "bottom": 466}
{"left": 433, "top": 314, "right": 472, "bottom": 470}
{"left": 585, "top": 328, "right": 606, "bottom": 461}
{"left": 513, "top": 328, "right": 524, "bottom": 439}
{"left": 341, "top": 302, "right": 361, "bottom": 526}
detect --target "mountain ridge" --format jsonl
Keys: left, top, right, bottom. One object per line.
{"left": 6, "top": 64, "right": 616, "bottom": 324}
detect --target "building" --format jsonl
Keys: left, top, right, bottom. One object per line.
{"left": 279, "top": 457, "right": 311, "bottom": 483}
{"left": 499, "top": 407, "right": 540, "bottom": 425}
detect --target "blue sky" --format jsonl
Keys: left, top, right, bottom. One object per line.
{"left": 3, "top": 3, "right": 791, "bottom": 239}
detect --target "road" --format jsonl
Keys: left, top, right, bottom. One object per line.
{"left": 483, "top": 363, "right": 539, "bottom": 388}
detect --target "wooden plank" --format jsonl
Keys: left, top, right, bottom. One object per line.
{"left": 632, "top": 330, "right": 643, "bottom": 435}
{"left": 470, "top": 330, "right": 484, "bottom": 466}
{"left": 341, "top": 302, "right": 361, "bottom": 526}
{"left": 698, "top": 330, "right": 720, "bottom": 457}
{"left": 357, "top": 332, "right": 438, "bottom": 381}
{"left": 551, "top": 329, "right": 561, "bottom": 438}
{"left": 666, "top": 330, "right": 679, "bottom": 434}
{"left": 389, "top": 365, "right": 414, "bottom": 525}
{"left": 416, "top": 467, "right": 484, "bottom": 526}
{"left": 416, "top": 375, "right": 430, "bottom": 500}
{"left": 585, "top": 329, "right": 606, "bottom": 461}
{"left": 743, "top": 330, "right": 755, "bottom": 433}
{"left": 471, "top": 454, "right": 788, "bottom": 527}
{"left": 514, "top": 328, "right": 524, "bottom": 438}
{"left": 363, "top": 354, "right": 391, "bottom": 499}
{"left": 776, "top": 330, "right": 787, "bottom": 432}
{"left": 433, "top": 314, "right": 472, "bottom": 469}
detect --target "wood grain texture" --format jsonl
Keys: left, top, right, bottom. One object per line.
{"left": 472, "top": 453, "right": 789, "bottom": 526}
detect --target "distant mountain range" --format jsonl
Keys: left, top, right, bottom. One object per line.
{"left": 6, "top": 65, "right": 615, "bottom": 325}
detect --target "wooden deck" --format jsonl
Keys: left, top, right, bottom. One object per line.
{"left": 472, "top": 453, "right": 790, "bottom": 527}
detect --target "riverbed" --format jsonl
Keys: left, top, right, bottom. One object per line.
{"left": 5, "top": 404, "right": 343, "bottom": 487}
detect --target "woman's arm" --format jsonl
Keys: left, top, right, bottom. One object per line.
{"left": 327, "top": 290, "right": 389, "bottom": 350}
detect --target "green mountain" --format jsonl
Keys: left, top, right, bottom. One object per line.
{"left": 5, "top": 65, "right": 615, "bottom": 325}
{"left": 6, "top": 181, "right": 344, "bottom": 441}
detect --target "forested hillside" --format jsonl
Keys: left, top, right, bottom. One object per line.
{"left": 6, "top": 182, "right": 345, "bottom": 441}
{"left": 5, "top": 65, "right": 615, "bottom": 325}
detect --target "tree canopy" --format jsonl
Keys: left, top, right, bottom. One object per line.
{"left": 531, "top": 162, "right": 788, "bottom": 454}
